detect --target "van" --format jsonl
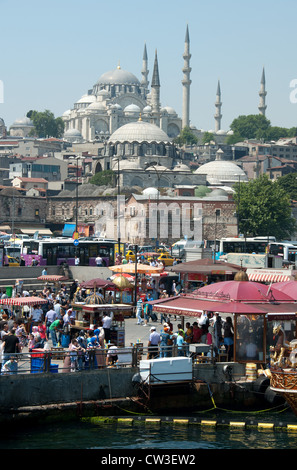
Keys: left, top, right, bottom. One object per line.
{"left": 171, "top": 239, "right": 204, "bottom": 258}
{"left": 171, "top": 240, "right": 187, "bottom": 258}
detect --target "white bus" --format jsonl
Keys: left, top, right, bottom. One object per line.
{"left": 218, "top": 237, "right": 297, "bottom": 263}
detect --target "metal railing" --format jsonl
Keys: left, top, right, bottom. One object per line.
{"left": 0, "top": 344, "right": 214, "bottom": 375}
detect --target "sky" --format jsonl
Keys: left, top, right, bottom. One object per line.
{"left": 1, "top": 0, "right": 297, "bottom": 132}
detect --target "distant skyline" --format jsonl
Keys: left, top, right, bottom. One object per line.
{"left": 1, "top": 0, "right": 297, "bottom": 133}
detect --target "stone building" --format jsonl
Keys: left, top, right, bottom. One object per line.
{"left": 123, "top": 188, "right": 237, "bottom": 245}
{"left": 0, "top": 187, "right": 47, "bottom": 233}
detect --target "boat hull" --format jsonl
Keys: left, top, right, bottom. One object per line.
{"left": 270, "top": 368, "right": 297, "bottom": 416}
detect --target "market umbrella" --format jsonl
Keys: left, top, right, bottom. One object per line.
{"left": 165, "top": 258, "right": 243, "bottom": 275}
{"left": 80, "top": 278, "right": 115, "bottom": 289}
{"left": 109, "top": 263, "right": 164, "bottom": 274}
{"left": 270, "top": 281, "right": 297, "bottom": 301}
{"left": 0, "top": 296, "right": 47, "bottom": 306}
{"left": 112, "top": 275, "right": 134, "bottom": 290}
{"left": 37, "top": 275, "right": 68, "bottom": 282}
{"left": 192, "top": 280, "right": 295, "bottom": 303}
{"left": 110, "top": 273, "right": 135, "bottom": 282}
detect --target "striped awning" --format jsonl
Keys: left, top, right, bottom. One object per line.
{"left": 37, "top": 275, "right": 68, "bottom": 282}
{"left": 246, "top": 269, "right": 295, "bottom": 283}
{"left": 0, "top": 296, "right": 47, "bottom": 306}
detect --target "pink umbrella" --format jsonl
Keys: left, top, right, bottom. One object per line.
{"left": 270, "top": 281, "right": 297, "bottom": 301}
{"left": 192, "top": 280, "right": 295, "bottom": 303}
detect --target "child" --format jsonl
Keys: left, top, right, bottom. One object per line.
{"left": 28, "top": 333, "right": 36, "bottom": 352}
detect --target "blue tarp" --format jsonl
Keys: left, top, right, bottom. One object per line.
{"left": 62, "top": 223, "right": 75, "bottom": 237}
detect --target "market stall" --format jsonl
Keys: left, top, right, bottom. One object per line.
{"left": 0, "top": 296, "right": 48, "bottom": 333}
{"left": 149, "top": 276, "right": 297, "bottom": 364}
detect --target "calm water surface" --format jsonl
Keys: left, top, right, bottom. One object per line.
{"left": 2, "top": 410, "right": 297, "bottom": 450}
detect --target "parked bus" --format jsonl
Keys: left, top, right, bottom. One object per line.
{"left": 217, "top": 237, "right": 297, "bottom": 263}
{"left": 20, "top": 238, "right": 124, "bottom": 266}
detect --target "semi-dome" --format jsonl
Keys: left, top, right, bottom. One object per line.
{"left": 124, "top": 104, "right": 141, "bottom": 114}
{"left": 161, "top": 106, "right": 177, "bottom": 115}
{"left": 63, "top": 109, "right": 72, "bottom": 116}
{"left": 146, "top": 164, "right": 169, "bottom": 172}
{"left": 87, "top": 101, "right": 106, "bottom": 111}
{"left": 112, "top": 159, "right": 141, "bottom": 170}
{"left": 142, "top": 105, "right": 152, "bottom": 114}
{"left": 96, "top": 66, "right": 140, "bottom": 86}
{"left": 109, "top": 119, "right": 170, "bottom": 143}
{"left": 76, "top": 94, "right": 96, "bottom": 104}
{"left": 173, "top": 163, "right": 191, "bottom": 172}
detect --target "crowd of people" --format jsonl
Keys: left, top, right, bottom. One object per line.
{"left": 146, "top": 312, "right": 234, "bottom": 361}
{"left": 0, "top": 279, "right": 127, "bottom": 374}
{"left": 0, "top": 271, "right": 235, "bottom": 374}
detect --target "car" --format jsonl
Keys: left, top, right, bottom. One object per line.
{"left": 157, "top": 253, "right": 175, "bottom": 266}
{"left": 125, "top": 250, "right": 136, "bottom": 262}
{"left": 4, "top": 255, "right": 20, "bottom": 267}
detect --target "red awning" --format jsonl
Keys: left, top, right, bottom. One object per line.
{"left": 151, "top": 296, "right": 267, "bottom": 317}
{"left": 0, "top": 296, "right": 47, "bottom": 306}
{"left": 37, "top": 275, "right": 68, "bottom": 282}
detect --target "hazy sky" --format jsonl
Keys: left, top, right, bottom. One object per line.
{"left": 1, "top": 0, "right": 297, "bottom": 132}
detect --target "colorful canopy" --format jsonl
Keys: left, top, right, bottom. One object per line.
{"left": 109, "top": 263, "right": 164, "bottom": 274}
{"left": 80, "top": 278, "right": 115, "bottom": 289}
{"left": 0, "top": 296, "right": 47, "bottom": 306}
{"left": 270, "top": 281, "right": 297, "bottom": 301}
{"left": 110, "top": 273, "right": 135, "bottom": 282}
{"left": 165, "top": 258, "right": 243, "bottom": 275}
{"left": 192, "top": 280, "right": 295, "bottom": 303}
{"left": 37, "top": 275, "right": 68, "bottom": 282}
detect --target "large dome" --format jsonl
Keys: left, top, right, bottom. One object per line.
{"left": 109, "top": 119, "right": 170, "bottom": 143}
{"left": 96, "top": 66, "right": 140, "bottom": 86}
{"left": 11, "top": 117, "right": 34, "bottom": 128}
{"left": 194, "top": 158, "right": 248, "bottom": 185}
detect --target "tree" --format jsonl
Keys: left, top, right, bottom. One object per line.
{"left": 226, "top": 114, "right": 271, "bottom": 144}
{"left": 27, "top": 109, "right": 64, "bottom": 138}
{"left": 202, "top": 131, "right": 215, "bottom": 144}
{"left": 233, "top": 174, "right": 296, "bottom": 239}
{"left": 173, "top": 126, "right": 198, "bottom": 146}
{"left": 226, "top": 114, "right": 297, "bottom": 144}
{"left": 89, "top": 170, "right": 114, "bottom": 187}
{"left": 275, "top": 173, "right": 297, "bottom": 201}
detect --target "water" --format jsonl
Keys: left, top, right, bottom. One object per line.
{"left": 2, "top": 410, "right": 297, "bottom": 450}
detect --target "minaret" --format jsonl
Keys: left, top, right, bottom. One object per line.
{"left": 214, "top": 80, "right": 222, "bottom": 132}
{"left": 141, "top": 43, "right": 149, "bottom": 91}
{"left": 182, "top": 24, "right": 191, "bottom": 128}
{"left": 151, "top": 49, "right": 161, "bottom": 114}
{"left": 258, "top": 67, "right": 267, "bottom": 116}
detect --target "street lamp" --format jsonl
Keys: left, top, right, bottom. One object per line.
{"left": 112, "top": 157, "right": 121, "bottom": 254}
{"left": 145, "top": 162, "right": 169, "bottom": 247}
{"left": 214, "top": 208, "right": 220, "bottom": 263}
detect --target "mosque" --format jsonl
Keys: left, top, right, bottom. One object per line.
{"left": 4, "top": 26, "right": 267, "bottom": 191}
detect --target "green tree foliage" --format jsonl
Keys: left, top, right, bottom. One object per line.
{"left": 226, "top": 114, "right": 297, "bottom": 144}
{"left": 275, "top": 172, "right": 297, "bottom": 201}
{"left": 173, "top": 126, "right": 198, "bottom": 146}
{"left": 89, "top": 170, "right": 114, "bottom": 186}
{"left": 233, "top": 174, "right": 296, "bottom": 239}
{"left": 202, "top": 131, "right": 215, "bottom": 144}
{"left": 27, "top": 109, "right": 64, "bottom": 138}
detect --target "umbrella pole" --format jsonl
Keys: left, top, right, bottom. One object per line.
{"left": 134, "top": 244, "right": 138, "bottom": 307}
